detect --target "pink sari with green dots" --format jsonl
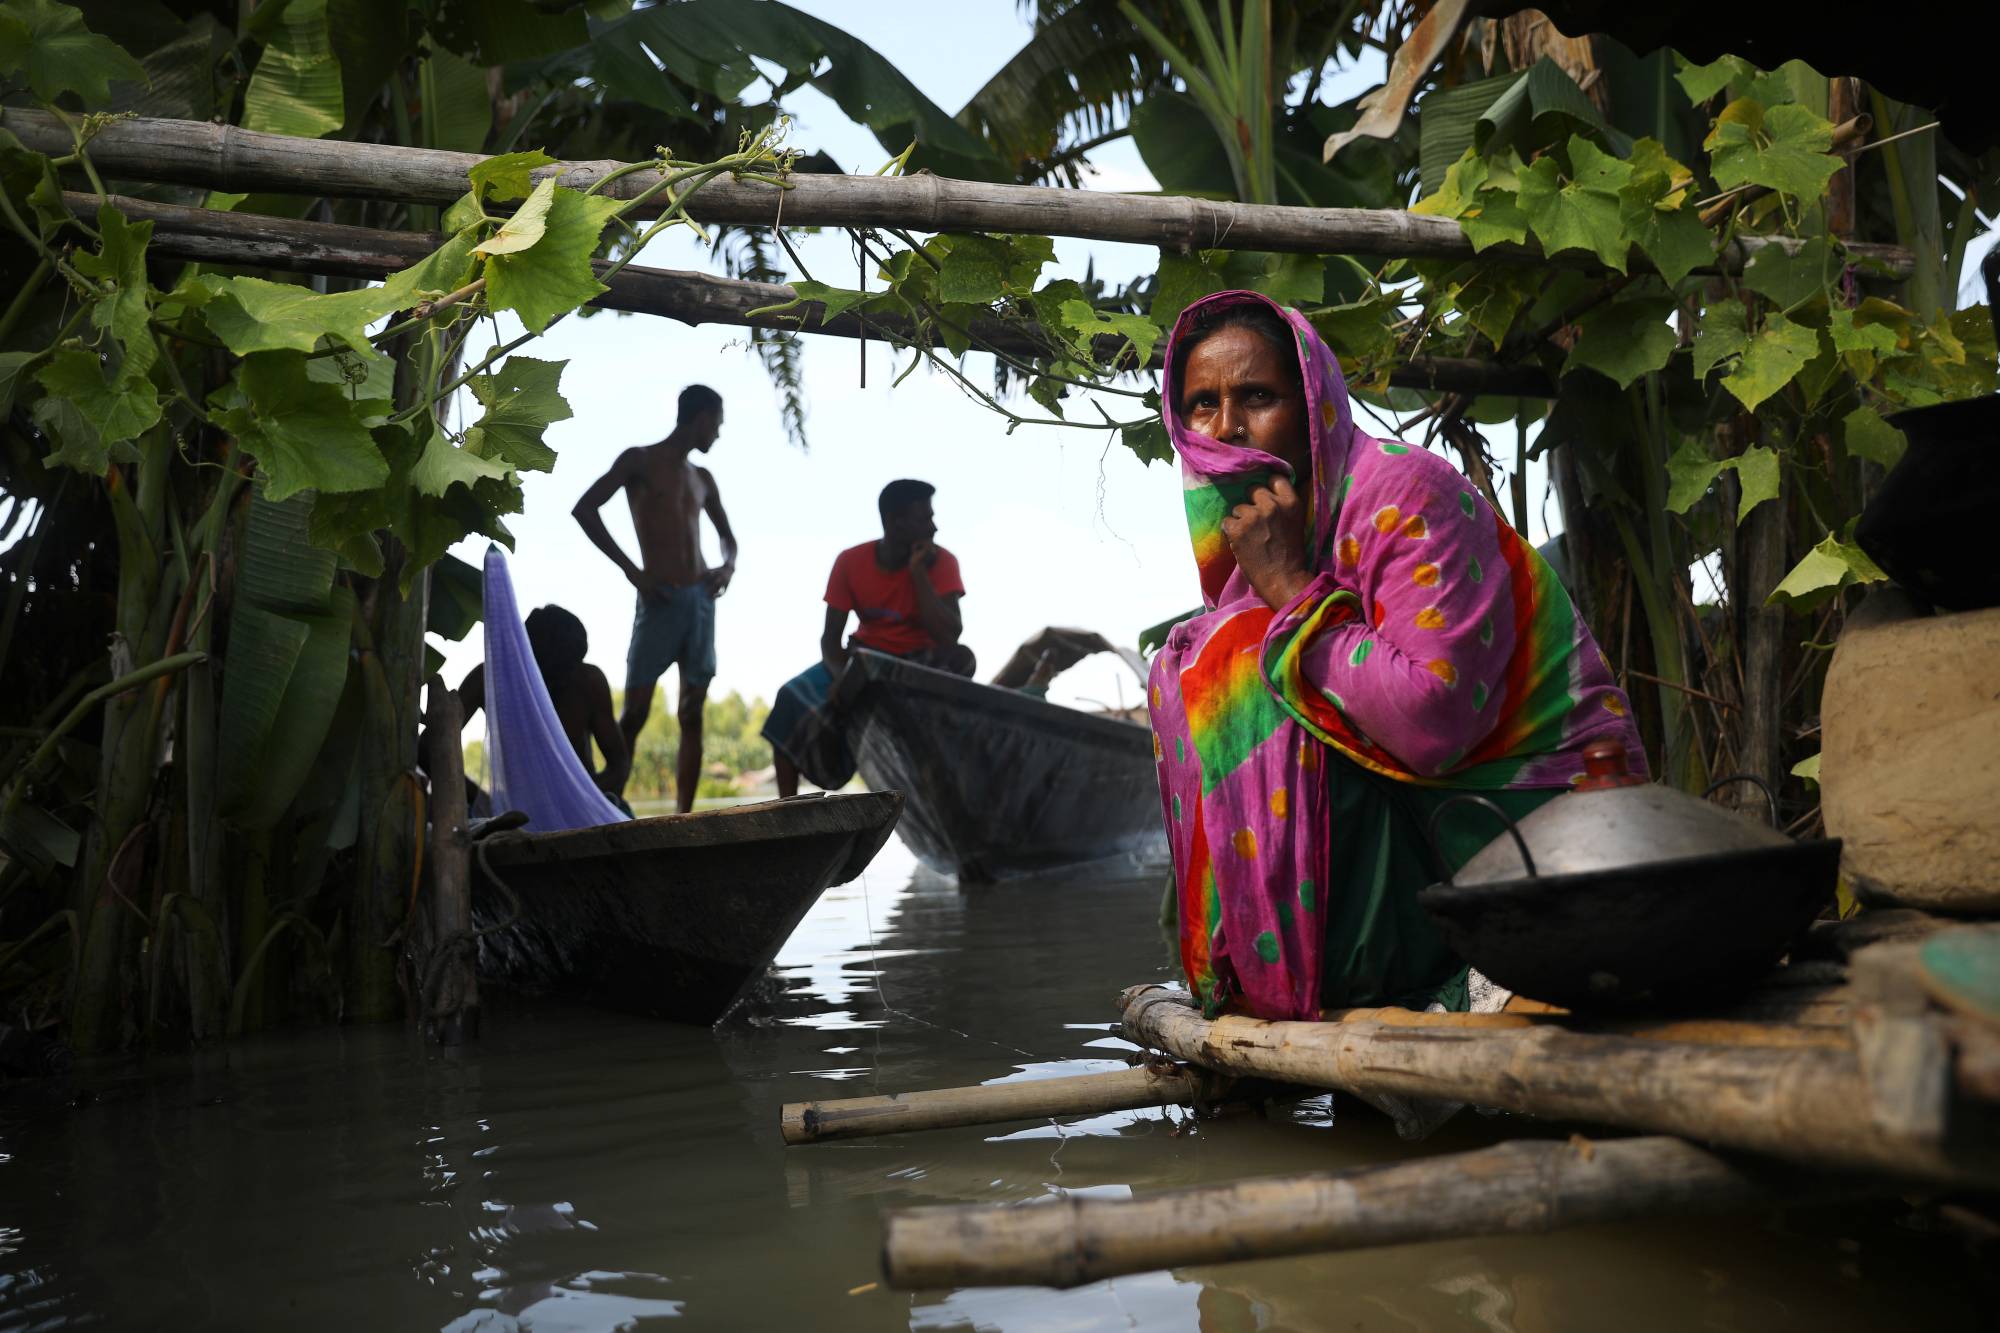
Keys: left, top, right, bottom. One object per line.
{"left": 1148, "top": 291, "right": 1643, "bottom": 1021}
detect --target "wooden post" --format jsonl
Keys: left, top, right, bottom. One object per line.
{"left": 5, "top": 109, "right": 1915, "bottom": 277}
{"left": 422, "top": 676, "right": 478, "bottom": 1044}
{"left": 882, "top": 1135, "right": 1855, "bottom": 1289}
{"left": 1118, "top": 985, "right": 2000, "bottom": 1186}
{"left": 1737, "top": 456, "right": 1787, "bottom": 801}
{"left": 783, "top": 1064, "right": 1208, "bottom": 1144}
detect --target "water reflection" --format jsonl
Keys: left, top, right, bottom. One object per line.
{"left": 0, "top": 837, "right": 1982, "bottom": 1331}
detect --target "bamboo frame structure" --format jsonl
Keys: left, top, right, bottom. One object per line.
{"left": 880, "top": 1135, "right": 1855, "bottom": 1289}
{"left": 1117, "top": 984, "right": 2000, "bottom": 1186}
{"left": 67, "top": 191, "right": 1555, "bottom": 397}
{"left": 8, "top": 110, "right": 1914, "bottom": 277}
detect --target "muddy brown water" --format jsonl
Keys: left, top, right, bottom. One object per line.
{"left": 0, "top": 836, "right": 1984, "bottom": 1330}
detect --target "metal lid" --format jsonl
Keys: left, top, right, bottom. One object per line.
{"left": 1447, "top": 741, "right": 1791, "bottom": 886}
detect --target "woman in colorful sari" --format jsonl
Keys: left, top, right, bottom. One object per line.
{"left": 1149, "top": 291, "right": 1643, "bottom": 1022}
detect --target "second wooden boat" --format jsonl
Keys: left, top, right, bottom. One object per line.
{"left": 472, "top": 790, "right": 903, "bottom": 1024}
{"left": 840, "top": 649, "right": 1166, "bottom": 880}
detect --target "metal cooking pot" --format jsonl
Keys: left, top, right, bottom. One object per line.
{"left": 1416, "top": 740, "right": 1841, "bottom": 1011}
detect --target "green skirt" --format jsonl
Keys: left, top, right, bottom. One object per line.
{"left": 1319, "top": 759, "right": 1557, "bottom": 1013}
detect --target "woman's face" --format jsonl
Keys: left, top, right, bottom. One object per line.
{"left": 1178, "top": 324, "right": 1309, "bottom": 479}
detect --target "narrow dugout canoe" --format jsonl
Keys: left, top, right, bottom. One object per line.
{"left": 841, "top": 650, "right": 1167, "bottom": 881}
{"left": 472, "top": 790, "right": 903, "bottom": 1024}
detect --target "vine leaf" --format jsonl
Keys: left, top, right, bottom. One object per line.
{"left": 1411, "top": 150, "right": 1528, "bottom": 252}
{"left": 1674, "top": 54, "right": 1753, "bottom": 105}
{"left": 198, "top": 275, "right": 400, "bottom": 356}
{"left": 71, "top": 205, "right": 157, "bottom": 377}
{"left": 410, "top": 419, "right": 513, "bottom": 497}
{"left": 1564, "top": 296, "right": 1675, "bottom": 388}
{"left": 464, "top": 356, "right": 569, "bottom": 472}
{"left": 1311, "top": 292, "right": 1401, "bottom": 362}
{"left": 1122, "top": 418, "right": 1172, "bottom": 466}
{"left": 1517, "top": 136, "right": 1631, "bottom": 271}
{"left": 473, "top": 176, "right": 556, "bottom": 256}
{"left": 1767, "top": 533, "right": 1886, "bottom": 608}
{"left": 1664, "top": 437, "right": 1724, "bottom": 513}
{"left": 34, "top": 206, "right": 165, "bottom": 473}
{"left": 1150, "top": 252, "right": 1227, "bottom": 324}
{"left": 1663, "top": 440, "right": 1778, "bottom": 519}
{"left": 1618, "top": 140, "right": 1710, "bottom": 286}
{"left": 238, "top": 0, "right": 345, "bottom": 139}
{"left": 1453, "top": 271, "right": 1533, "bottom": 348}
{"left": 1742, "top": 236, "right": 1830, "bottom": 311}
{"left": 1058, "top": 299, "right": 1160, "bottom": 367}
{"left": 937, "top": 236, "right": 1007, "bottom": 305}
{"left": 0, "top": 350, "right": 34, "bottom": 416}
{"left": 1460, "top": 190, "right": 1528, "bottom": 252}
{"left": 1841, "top": 405, "right": 1907, "bottom": 467}
{"left": 1027, "top": 278, "right": 1090, "bottom": 356}
{"left": 1732, "top": 444, "right": 1780, "bottom": 519}
{"left": 482, "top": 187, "right": 623, "bottom": 333}
{"left": 1705, "top": 99, "right": 1841, "bottom": 201}
{"left": 219, "top": 351, "right": 388, "bottom": 500}
{"left": 468, "top": 149, "right": 555, "bottom": 202}
{"left": 1242, "top": 252, "right": 1325, "bottom": 308}
{"left": 33, "top": 348, "right": 161, "bottom": 472}
{"left": 1692, "top": 298, "right": 1749, "bottom": 380}
{"left": 0, "top": 0, "right": 146, "bottom": 105}
{"left": 1721, "top": 312, "right": 1820, "bottom": 411}
{"left": 382, "top": 226, "right": 482, "bottom": 307}
{"left": 1827, "top": 305, "right": 1901, "bottom": 358}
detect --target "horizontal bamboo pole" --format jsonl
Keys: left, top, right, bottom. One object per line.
{"left": 882, "top": 1134, "right": 1851, "bottom": 1289}
{"left": 1324, "top": 1004, "right": 1850, "bottom": 1048}
{"left": 70, "top": 191, "right": 1554, "bottom": 397}
{"left": 783, "top": 1064, "right": 1204, "bottom": 1144}
{"left": 1118, "top": 985, "right": 2000, "bottom": 1186}
{"left": 10, "top": 110, "right": 1914, "bottom": 277}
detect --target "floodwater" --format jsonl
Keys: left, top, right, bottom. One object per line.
{"left": 0, "top": 836, "right": 1984, "bottom": 1331}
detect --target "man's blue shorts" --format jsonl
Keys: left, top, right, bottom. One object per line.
{"left": 626, "top": 583, "right": 715, "bottom": 691}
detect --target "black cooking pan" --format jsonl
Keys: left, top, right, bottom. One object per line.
{"left": 1416, "top": 777, "right": 1841, "bottom": 1012}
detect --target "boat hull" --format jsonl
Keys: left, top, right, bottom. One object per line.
{"left": 472, "top": 790, "right": 903, "bottom": 1024}
{"left": 844, "top": 651, "right": 1166, "bottom": 880}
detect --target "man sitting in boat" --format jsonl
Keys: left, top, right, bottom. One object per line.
{"left": 1149, "top": 291, "right": 1641, "bottom": 1023}
{"left": 764, "top": 479, "right": 972, "bottom": 798}
{"left": 458, "top": 604, "right": 632, "bottom": 814}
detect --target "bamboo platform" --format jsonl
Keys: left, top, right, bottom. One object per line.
{"left": 1114, "top": 953, "right": 2000, "bottom": 1188}
{"left": 789, "top": 918, "right": 1999, "bottom": 1289}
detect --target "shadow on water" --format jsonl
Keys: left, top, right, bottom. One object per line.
{"left": 0, "top": 836, "right": 1984, "bottom": 1331}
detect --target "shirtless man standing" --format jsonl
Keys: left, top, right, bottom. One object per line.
{"left": 572, "top": 384, "right": 739, "bottom": 813}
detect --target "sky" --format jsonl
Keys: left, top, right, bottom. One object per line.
{"left": 438, "top": 3, "right": 1388, "bottom": 731}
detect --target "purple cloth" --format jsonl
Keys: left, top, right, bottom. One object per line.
{"left": 482, "top": 547, "right": 629, "bottom": 832}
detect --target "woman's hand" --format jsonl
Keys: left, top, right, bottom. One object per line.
{"left": 1222, "top": 475, "right": 1313, "bottom": 610}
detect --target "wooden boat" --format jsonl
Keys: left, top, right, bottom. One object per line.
{"left": 471, "top": 790, "right": 903, "bottom": 1024}
{"left": 840, "top": 648, "right": 1166, "bottom": 880}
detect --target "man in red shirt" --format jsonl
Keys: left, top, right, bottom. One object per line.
{"left": 764, "top": 479, "right": 973, "bottom": 797}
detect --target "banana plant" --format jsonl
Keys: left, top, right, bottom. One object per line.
{"left": 1119, "top": 0, "right": 1279, "bottom": 204}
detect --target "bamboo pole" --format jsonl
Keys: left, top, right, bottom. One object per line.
{"left": 783, "top": 1063, "right": 1208, "bottom": 1144}
{"left": 1323, "top": 1004, "right": 1850, "bottom": 1048}
{"left": 10, "top": 110, "right": 1915, "bottom": 277}
{"left": 881, "top": 1135, "right": 1856, "bottom": 1289}
{"left": 70, "top": 191, "right": 1554, "bottom": 398}
{"left": 421, "top": 676, "right": 477, "bottom": 1044}
{"left": 1118, "top": 985, "right": 2000, "bottom": 1186}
